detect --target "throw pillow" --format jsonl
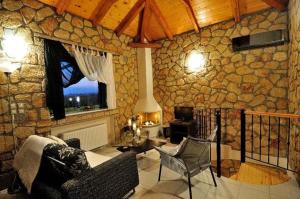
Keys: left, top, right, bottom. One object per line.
{"left": 44, "top": 144, "right": 91, "bottom": 177}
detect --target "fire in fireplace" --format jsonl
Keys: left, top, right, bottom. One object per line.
{"left": 138, "top": 112, "right": 161, "bottom": 127}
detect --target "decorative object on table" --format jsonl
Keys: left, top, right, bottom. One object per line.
{"left": 116, "top": 138, "right": 166, "bottom": 154}
{"left": 125, "top": 115, "right": 143, "bottom": 143}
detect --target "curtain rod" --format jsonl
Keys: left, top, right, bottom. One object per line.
{"left": 34, "top": 33, "right": 121, "bottom": 55}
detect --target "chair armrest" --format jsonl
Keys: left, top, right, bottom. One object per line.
{"left": 187, "top": 136, "right": 212, "bottom": 143}
{"left": 65, "top": 138, "right": 80, "bottom": 149}
{"left": 60, "top": 152, "right": 139, "bottom": 199}
{"left": 154, "top": 146, "right": 177, "bottom": 157}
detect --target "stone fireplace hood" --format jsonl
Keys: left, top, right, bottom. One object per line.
{"left": 134, "top": 48, "right": 162, "bottom": 113}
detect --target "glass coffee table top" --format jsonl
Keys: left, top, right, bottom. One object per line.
{"left": 114, "top": 138, "right": 167, "bottom": 154}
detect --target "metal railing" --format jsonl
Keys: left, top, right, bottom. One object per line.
{"left": 195, "top": 108, "right": 222, "bottom": 177}
{"left": 240, "top": 109, "right": 299, "bottom": 172}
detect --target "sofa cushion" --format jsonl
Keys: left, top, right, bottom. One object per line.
{"left": 44, "top": 144, "right": 91, "bottom": 177}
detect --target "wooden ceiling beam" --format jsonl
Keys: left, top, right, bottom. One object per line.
{"left": 141, "top": 0, "right": 152, "bottom": 43}
{"left": 231, "top": 0, "right": 241, "bottom": 22}
{"left": 261, "top": 0, "right": 288, "bottom": 11}
{"left": 56, "top": 0, "right": 72, "bottom": 15}
{"left": 115, "top": 0, "right": 145, "bottom": 37}
{"left": 182, "top": 0, "right": 200, "bottom": 32}
{"left": 149, "top": 0, "right": 173, "bottom": 40}
{"left": 128, "top": 42, "right": 162, "bottom": 48}
{"left": 91, "top": 0, "right": 118, "bottom": 26}
{"left": 135, "top": 9, "right": 145, "bottom": 43}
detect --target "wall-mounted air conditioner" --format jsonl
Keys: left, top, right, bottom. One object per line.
{"left": 232, "top": 29, "right": 289, "bottom": 52}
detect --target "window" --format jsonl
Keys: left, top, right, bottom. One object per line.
{"left": 60, "top": 61, "right": 107, "bottom": 114}
{"left": 63, "top": 77, "right": 101, "bottom": 114}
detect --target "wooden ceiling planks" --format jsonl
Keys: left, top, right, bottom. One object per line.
{"left": 56, "top": 0, "right": 71, "bottom": 15}
{"left": 37, "top": 0, "right": 285, "bottom": 41}
{"left": 67, "top": 0, "right": 99, "bottom": 19}
{"left": 182, "top": 0, "right": 200, "bottom": 32}
{"left": 100, "top": 0, "right": 139, "bottom": 36}
{"left": 150, "top": 0, "right": 173, "bottom": 40}
{"left": 192, "top": 0, "right": 233, "bottom": 27}
{"left": 114, "top": 0, "right": 145, "bottom": 37}
{"left": 261, "top": 0, "right": 288, "bottom": 11}
{"left": 90, "top": 0, "right": 118, "bottom": 26}
{"left": 152, "top": 0, "right": 193, "bottom": 39}
{"left": 239, "top": 0, "right": 270, "bottom": 15}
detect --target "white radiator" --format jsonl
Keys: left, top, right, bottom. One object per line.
{"left": 52, "top": 120, "right": 108, "bottom": 151}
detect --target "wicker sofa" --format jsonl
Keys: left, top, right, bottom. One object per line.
{"left": 30, "top": 138, "right": 139, "bottom": 199}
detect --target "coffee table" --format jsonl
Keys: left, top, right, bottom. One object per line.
{"left": 115, "top": 138, "right": 166, "bottom": 154}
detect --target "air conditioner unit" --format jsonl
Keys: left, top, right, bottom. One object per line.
{"left": 232, "top": 29, "right": 289, "bottom": 52}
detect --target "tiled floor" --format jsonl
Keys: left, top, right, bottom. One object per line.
{"left": 96, "top": 146, "right": 300, "bottom": 199}
{"left": 1, "top": 146, "right": 300, "bottom": 199}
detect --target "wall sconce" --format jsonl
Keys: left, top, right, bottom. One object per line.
{"left": 0, "top": 29, "right": 28, "bottom": 73}
{"left": 1, "top": 29, "right": 28, "bottom": 60}
{"left": 0, "top": 29, "right": 28, "bottom": 154}
{"left": 186, "top": 51, "right": 206, "bottom": 73}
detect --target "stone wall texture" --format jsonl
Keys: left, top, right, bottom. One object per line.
{"left": 288, "top": 0, "right": 300, "bottom": 183}
{"left": 0, "top": 0, "right": 138, "bottom": 162}
{"left": 152, "top": 9, "right": 289, "bottom": 152}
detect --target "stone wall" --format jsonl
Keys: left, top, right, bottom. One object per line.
{"left": 288, "top": 0, "right": 300, "bottom": 183}
{"left": 0, "top": 0, "right": 138, "bottom": 161}
{"left": 152, "top": 9, "right": 289, "bottom": 151}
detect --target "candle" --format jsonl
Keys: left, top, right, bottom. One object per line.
{"left": 128, "top": 118, "right": 132, "bottom": 127}
{"left": 140, "top": 115, "right": 143, "bottom": 125}
{"left": 132, "top": 122, "right": 137, "bottom": 131}
{"left": 136, "top": 128, "right": 141, "bottom": 137}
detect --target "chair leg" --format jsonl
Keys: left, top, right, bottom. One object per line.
{"left": 187, "top": 174, "right": 192, "bottom": 199}
{"left": 209, "top": 166, "right": 217, "bottom": 187}
{"left": 158, "top": 163, "right": 162, "bottom": 182}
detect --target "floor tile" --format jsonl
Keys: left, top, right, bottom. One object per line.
{"left": 206, "top": 178, "right": 240, "bottom": 199}
{"left": 270, "top": 182, "right": 300, "bottom": 199}
{"left": 237, "top": 186, "right": 270, "bottom": 199}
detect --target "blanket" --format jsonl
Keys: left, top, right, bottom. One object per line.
{"left": 13, "top": 135, "right": 55, "bottom": 194}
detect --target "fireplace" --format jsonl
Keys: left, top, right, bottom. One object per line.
{"left": 138, "top": 112, "right": 161, "bottom": 127}
{"left": 134, "top": 48, "right": 162, "bottom": 137}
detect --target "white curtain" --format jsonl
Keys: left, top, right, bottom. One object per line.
{"left": 72, "top": 45, "right": 116, "bottom": 109}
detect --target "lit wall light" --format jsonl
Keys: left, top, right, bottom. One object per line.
{"left": 186, "top": 51, "right": 206, "bottom": 73}
{"left": 0, "top": 29, "right": 28, "bottom": 73}
{"left": 2, "top": 29, "right": 28, "bottom": 60}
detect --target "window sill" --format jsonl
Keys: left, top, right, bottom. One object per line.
{"left": 65, "top": 108, "right": 114, "bottom": 117}
{"left": 51, "top": 108, "right": 117, "bottom": 120}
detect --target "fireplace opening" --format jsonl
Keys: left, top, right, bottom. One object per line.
{"left": 138, "top": 112, "right": 161, "bottom": 127}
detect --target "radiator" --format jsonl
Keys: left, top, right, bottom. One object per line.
{"left": 56, "top": 122, "right": 108, "bottom": 151}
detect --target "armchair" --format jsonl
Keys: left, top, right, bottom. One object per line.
{"left": 31, "top": 138, "right": 139, "bottom": 199}
{"left": 154, "top": 129, "right": 217, "bottom": 199}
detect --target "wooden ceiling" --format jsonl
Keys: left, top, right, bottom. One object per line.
{"left": 38, "top": 0, "right": 288, "bottom": 43}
